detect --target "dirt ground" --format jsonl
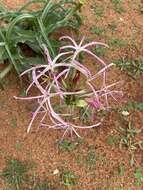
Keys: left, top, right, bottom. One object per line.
{"left": 0, "top": 0, "right": 143, "bottom": 189}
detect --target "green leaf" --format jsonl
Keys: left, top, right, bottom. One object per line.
{"left": 6, "top": 13, "right": 35, "bottom": 41}
{"left": 76, "top": 99, "right": 88, "bottom": 107}
{"left": 79, "top": 0, "right": 86, "bottom": 5}
{"left": 0, "top": 46, "right": 7, "bottom": 62}
{"left": 118, "top": 163, "right": 125, "bottom": 176}
{"left": 0, "top": 42, "right": 5, "bottom": 46}
{"left": 37, "top": 17, "right": 55, "bottom": 57}
{"left": 41, "top": 0, "right": 53, "bottom": 21}
{"left": 0, "top": 64, "right": 13, "bottom": 80}
{"left": 0, "top": 0, "right": 81, "bottom": 80}
{"left": 22, "top": 56, "right": 45, "bottom": 65}
{"left": 134, "top": 168, "right": 143, "bottom": 186}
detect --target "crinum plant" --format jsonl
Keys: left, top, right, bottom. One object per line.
{"left": 14, "top": 36, "right": 123, "bottom": 139}
{"left": 0, "top": 0, "right": 82, "bottom": 83}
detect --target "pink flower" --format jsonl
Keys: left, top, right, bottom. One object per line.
{"left": 14, "top": 35, "right": 122, "bottom": 139}
{"left": 86, "top": 97, "right": 101, "bottom": 109}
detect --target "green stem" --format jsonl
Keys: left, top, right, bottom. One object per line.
{"left": 37, "top": 18, "right": 55, "bottom": 58}
{"left": 41, "top": 0, "right": 53, "bottom": 21}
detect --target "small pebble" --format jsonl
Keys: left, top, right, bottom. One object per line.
{"left": 53, "top": 169, "right": 59, "bottom": 175}
{"left": 121, "top": 110, "right": 130, "bottom": 116}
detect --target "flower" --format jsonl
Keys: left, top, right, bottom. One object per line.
{"left": 14, "top": 35, "right": 122, "bottom": 139}
{"left": 86, "top": 97, "right": 101, "bottom": 109}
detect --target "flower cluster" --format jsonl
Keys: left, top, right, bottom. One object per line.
{"left": 14, "top": 36, "right": 122, "bottom": 139}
